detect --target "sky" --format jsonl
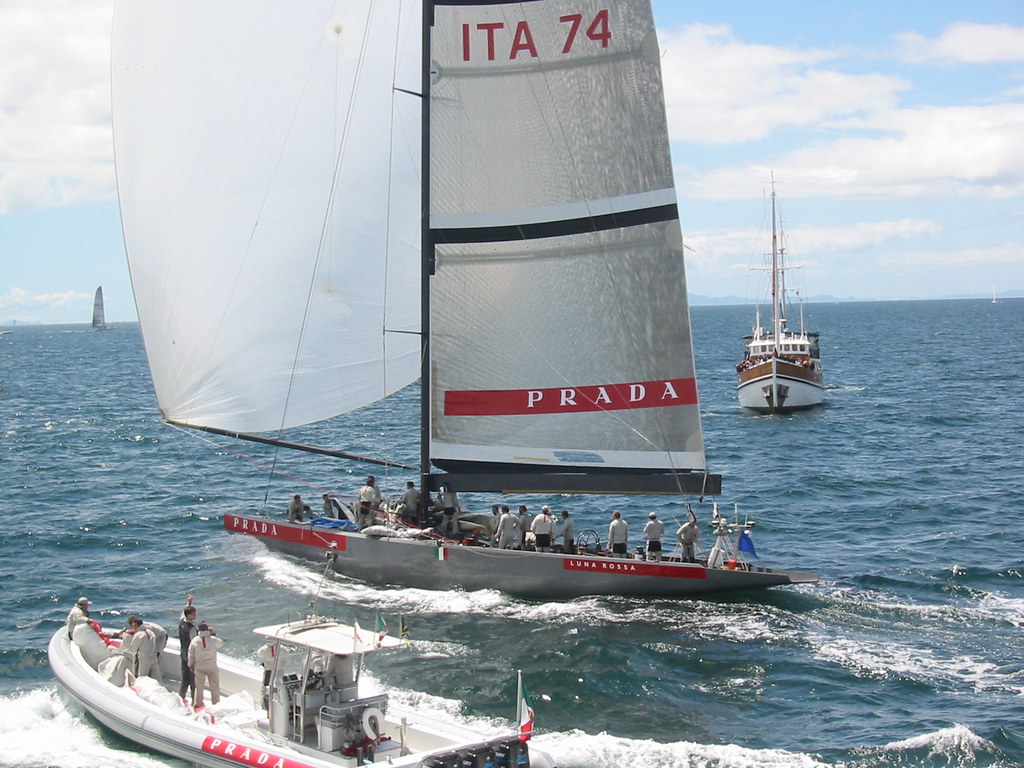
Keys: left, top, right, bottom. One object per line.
{"left": 0, "top": 1, "right": 1022, "bottom": 324}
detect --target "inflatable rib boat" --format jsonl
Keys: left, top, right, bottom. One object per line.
{"left": 49, "top": 617, "right": 553, "bottom": 768}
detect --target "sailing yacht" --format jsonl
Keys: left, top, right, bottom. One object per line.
{"left": 91, "top": 286, "right": 110, "bottom": 330}
{"left": 736, "top": 185, "right": 824, "bottom": 413}
{"left": 113, "top": 0, "right": 818, "bottom": 598}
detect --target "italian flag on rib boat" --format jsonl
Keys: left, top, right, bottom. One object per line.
{"left": 517, "top": 670, "right": 534, "bottom": 742}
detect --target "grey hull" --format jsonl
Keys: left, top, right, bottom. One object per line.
{"left": 225, "top": 515, "right": 818, "bottom": 599}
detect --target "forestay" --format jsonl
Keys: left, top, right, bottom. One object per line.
{"left": 112, "top": 1, "right": 422, "bottom": 433}
{"left": 427, "top": 0, "right": 711, "bottom": 493}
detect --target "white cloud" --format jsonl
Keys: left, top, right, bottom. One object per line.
{"left": 682, "top": 103, "right": 1024, "bottom": 201}
{"left": 684, "top": 219, "right": 943, "bottom": 278}
{"left": 877, "top": 242, "right": 1024, "bottom": 269}
{"left": 660, "top": 23, "right": 907, "bottom": 144}
{"left": 660, "top": 21, "right": 1024, "bottom": 203}
{"left": 0, "top": 287, "right": 89, "bottom": 309}
{"left": 0, "top": 1, "right": 116, "bottom": 213}
{"left": 895, "top": 22, "right": 1024, "bottom": 64}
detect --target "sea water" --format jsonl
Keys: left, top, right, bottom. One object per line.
{"left": 1, "top": 298, "right": 1022, "bottom": 768}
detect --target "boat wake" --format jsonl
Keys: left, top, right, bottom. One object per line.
{"left": 3, "top": 686, "right": 1013, "bottom": 768}
{"left": 0, "top": 687, "right": 170, "bottom": 768}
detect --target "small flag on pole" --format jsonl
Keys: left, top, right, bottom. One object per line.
{"left": 353, "top": 619, "right": 373, "bottom": 653}
{"left": 434, "top": 546, "right": 448, "bottom": 562}
{"left": 516, "top": 670, "right": 534, "bottom": 742}
{"left": 398, "top": 615, "right": 411, "bottom": 645}
{"left": 737, "top": 530, "right": 758, "bottom": 558}
{"left": 375, "top": 612, "right": 388, "bottom": 647}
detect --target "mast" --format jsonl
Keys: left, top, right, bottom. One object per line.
{"left": 419, "top": 0, "right": 433, "bottom": 503}
{"left": 770, "top": 184, "right": 781, "bottom": 353}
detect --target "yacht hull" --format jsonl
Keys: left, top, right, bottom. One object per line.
{"left": 737, "top": 358, "right": 824, "bottom": 413}
{"left": 225, "top": 514, "right": 818, "bottom": 599}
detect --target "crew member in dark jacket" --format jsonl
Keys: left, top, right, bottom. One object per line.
{"left": 178, "top": 605, "right": 198, "bottom": 703}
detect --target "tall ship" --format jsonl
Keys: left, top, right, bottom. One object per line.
{"left": 736, "top": 185, "right": 824, "bottom": 413}
{"left": 112, "top": 0, "right": 819, "bottom": 598}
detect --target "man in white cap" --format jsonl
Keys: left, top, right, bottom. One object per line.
{"left": 531, "top": 505, "right": 555, "bottom": 552}
{"left": 643, "top": 511, "right": 665, "bottom": 561}
{"left": 66, "top": 596, "right": 91, "bottom": 639}
{"left": 643, "top": 514, "right": 667, "bottom": 561}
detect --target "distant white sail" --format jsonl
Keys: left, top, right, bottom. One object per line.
{"left": 112, "top": 1, "right": 422, "bottom": 433}
{"left": 91, "top": 286, "right": 106, "bottom": 330}
{"left": 428, "top": 0, "right": 707, "bottom": 486}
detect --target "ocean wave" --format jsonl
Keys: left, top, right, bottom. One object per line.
{"left": 846, "top": 723, "right": 1014, "bottom": 768}
{"left": 0, "top": 687, "right": 172, "bottom": 768}
{"left": 534, "top": 729, "right": 830, "bottom": 768}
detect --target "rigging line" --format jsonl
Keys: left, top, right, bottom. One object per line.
{"left": 375, "top": 0, "right": 411, "bottom": 492}
{"left": 164, "top": 422, "right": 368, "bottom": 509}
{"left": 167, "top": 420, "right": 416, "bottom": 471}
{"left": 276, "top": 7, "right": 376, "bottom": 439}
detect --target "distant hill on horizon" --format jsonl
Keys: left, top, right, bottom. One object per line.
{"left": 3, "top": 293, "right": 1021, "bottom": 325}
{"left": 688, "top": 292, "right": 1022, "bottom": 306}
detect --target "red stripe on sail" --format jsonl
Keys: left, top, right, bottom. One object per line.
{"left": 444, "top": 378, "right": 698, "bottom": 416}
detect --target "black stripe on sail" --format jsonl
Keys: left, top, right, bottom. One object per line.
{"left": 433, "top": 203, "right": 678, "bottom": 244}
{"left": 427, "top": 463, "right": 722, "bottom": 497}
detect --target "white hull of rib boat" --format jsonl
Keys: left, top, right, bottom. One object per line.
{"left": 49, "top": 626, "right": 552, "bottom": 768}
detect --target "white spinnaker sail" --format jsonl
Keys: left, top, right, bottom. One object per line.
{"left": 428, "top": 0, "right": 706, "bottom": 479}
{"left": 92, "top": 287, "right": 105, "bottom": 329}
{"left": 112, "top": 1, "right": 421, "bottom": 433}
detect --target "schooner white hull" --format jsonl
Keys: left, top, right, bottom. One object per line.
{"left": 225, "top": 514, "right": 818, "bottom": 599}
{"left": 737, "top": 358, "right": 824, "bottom": 414}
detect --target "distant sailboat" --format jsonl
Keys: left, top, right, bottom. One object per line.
{"left": 91, "top": 287, "right": 110, "bottom": 330}
{"left": 992, "top": 286, "right": 999, "bottom": 304}
{"left": 736, "top": 183, "right": 824, "bottom": 413}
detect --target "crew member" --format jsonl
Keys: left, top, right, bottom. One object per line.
{"left": 188, "top": 622, "right": 223, "bottom": 709}
{"left": 66, "top": 596, "right": 91, "bottom": 639}
{"left": 643, "top": 512, "right": 665, "bottom": 561}
{"left": 608, "top": 510, "right": 629, "bottom": 558}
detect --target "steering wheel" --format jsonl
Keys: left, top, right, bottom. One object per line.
{"left": 575, "top": 529, "right": 602, "bottom": 554}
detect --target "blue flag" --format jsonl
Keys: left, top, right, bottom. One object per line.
{"left": 737, "top": 530, "right": 758, "bottom": 558}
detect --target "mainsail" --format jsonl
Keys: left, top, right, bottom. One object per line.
{"left": 426, "top": 1, "right": 714, "bottom": 494}
{"left": 113, "top": 0, "right": 718, "bottom": 496}
{"left": 112, "top": 2, "right": 422, "bottom": 434}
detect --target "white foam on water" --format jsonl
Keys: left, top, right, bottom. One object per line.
{"left": 0, "top": 687, "right": 170, "bottom": 768}
{"left": 532, "top": 729, "right": 831, "bottom": 768}
{"left": 807, "top": 632, "right": 1023, "bottom": 696}
{"left": 976, "top": 589, "right": 1024, "bottom": 628}
{"left": 850, "top": 723, "right": 1007, "bottom": 766}
{"left": 881, "top": 723, "right": 988, "bottom": 752}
